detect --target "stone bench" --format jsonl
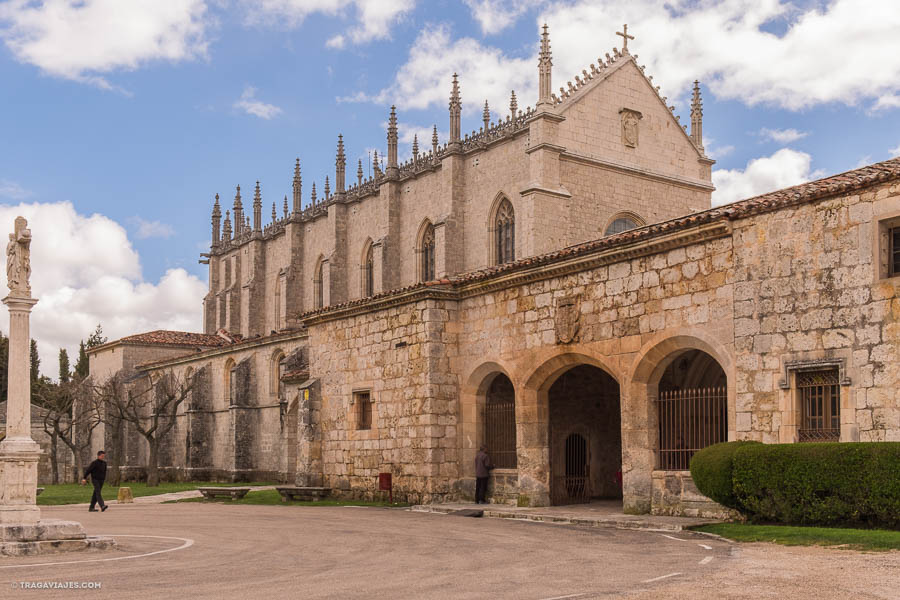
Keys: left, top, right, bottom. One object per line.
{"left": 197, "top": 487, "right": 251, "bottom": 500}
{"left": 275, "top": 487, "right": 330, "bottom": 502}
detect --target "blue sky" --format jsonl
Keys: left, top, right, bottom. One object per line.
{"left": 1, "top": 0, "right": 899, "bottom": 372}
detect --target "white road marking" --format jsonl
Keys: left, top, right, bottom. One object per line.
{"left": 660, "top": 534, "right": 688, "bottom": 542}
{"left": 698, "top": 543, "right": 713, "bottom": 550}
{"left": 642, "top": 572, "right": 682, "bottom": 583}
{"left": 0, "top": 534, "right": 194, "bottom": 569}
{"left": 538, "top": 594, "right": 590, "bottom": 600}
{"left": 699, "top": 556, "right": 714, "bottom": 565}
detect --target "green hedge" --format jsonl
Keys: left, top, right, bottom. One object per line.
{"left": 690, "top": 441, "right": 760, "bottom": 510}
{"left": 732, "top": 442, "right": 900, "bottom": 528}
{"left": 692, "top": 441, "right": 900, "bottom": 528}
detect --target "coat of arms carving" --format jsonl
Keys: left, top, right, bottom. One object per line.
{"left": 555, "top": 295, "right": 581, "bottom": 344}
{"left": 618, "top": 108, "right": 643, "bottom": 148}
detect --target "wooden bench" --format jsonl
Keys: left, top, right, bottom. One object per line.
{"left": 197, "top": 487, "right": 251, "bottom": 500}
{"left": 275, "top": 486, "right": 330, "bottom": 502}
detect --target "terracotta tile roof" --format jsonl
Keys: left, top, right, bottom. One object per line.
{"left": 300, "top": 157, "right": 900, "bottom": 319}
{"left": 103, "top": 330, "right": 233, "bottom": 349}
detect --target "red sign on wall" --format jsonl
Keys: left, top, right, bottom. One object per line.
{"left": 378, "top": 472, "right": 392, "bottom": 491}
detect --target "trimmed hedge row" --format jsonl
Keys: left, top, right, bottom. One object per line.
{"left": 690, "top": 441, "right": 900, "bottom": 528}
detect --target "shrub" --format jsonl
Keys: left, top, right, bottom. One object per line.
{"left": 690, "top": 441, "right": 760, "bottom": 510}
{"left": 731, "top": 442, "right": 900, "bottom": 528}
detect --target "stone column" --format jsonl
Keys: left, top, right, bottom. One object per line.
{"left": 0, "top": 216, "right": 40, "bottom": 525}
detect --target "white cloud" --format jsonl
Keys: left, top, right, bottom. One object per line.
{"left": 890, "top": 144, "right": 900, "bottom": 158}
{"left": 234, "top": 86, "right": 283, "bottom": 119}
{"left": 0, "top": 0, "right": 209, "bottom": 89}
{"left": 711, "top": 148, "right": 824, "bottom": 206}
{"left": 872, "top": 95, "right": 900, "bottom": 112}
{"left": 244, "top": 0, "right": 414, "bottom": 46}
{"left": 464, "top": 0, "right": 544, "bottom": 35}
{"left": 129, "top": 217, "right": 175, "bottom": 240}
{"left": 759, "top": 128, "right": 808, "bottom": 144}
{"left": 346, "top": 24, "right": 533, "bottom": 117}
{"left": 0, "top": 202, "right": 205, "bottom": 377}
{"left": 0, "top": 179, "right": 31, "bottom": 200}
{"left": 356, "top": 1, "right": 900, "bottom": 114}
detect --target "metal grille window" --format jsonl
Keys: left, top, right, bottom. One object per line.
{"left": 356, "top": 392, "right": 372, "bottom": 430}
{"left": 657, "top": 387, "right": 727, "bottom": 470}
{"left": 891, "top": 227, "right": 900, "bottom": 277}
{"left": 485, "top": 375, "right": 516, "bottom": 468}
{"left": 495, "top": 199, "right": 515, "bottom": 265}
{"left": 798, "top": 369, "right": 840, "bottom": 442}
{"left": 421, "top": 224, "right": 435, "bottom": 282}
{"left": 605, "top": 216, "right": 640, "bottom": 236}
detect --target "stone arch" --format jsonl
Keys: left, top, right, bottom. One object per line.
{"left": 313, "top": 255, "right": 325, "bottom": 309}
{"left": 459, "top": 361, "right": 516, "bottom": 490}
{"left": 416, "top": 219, "right": 436, "bottom": 282}
{"left": 487, "top": 192, "right": 516, "bottom": 265}
{"left": 360, "top": 238, "right": 374, "bottom": 297}
{"left": 603, "top": 211, "right": 645, "bottom": 236}
{"left": 624, "top": 330, "right": 736, "bottom": 514}
{"left": 269, "top": 348, "right": 286, "bottom": 397}
{"left": 522, "top": 350, "right": 623, "bottom": 393}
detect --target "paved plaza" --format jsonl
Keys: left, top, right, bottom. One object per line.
{"left": 0, "top": 502, "right": 896, "bottom": 599}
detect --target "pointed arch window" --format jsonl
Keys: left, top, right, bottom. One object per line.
{"left": 495, "top": 199, "right": 515, "bottom": 265}
{"left": 363, "top": 243, "right": 374, "bottom": 297}
{"left": 421, "top": 223, "right": 436, "bottom": 282}
{"left": 314, "top": 259, "right": 324, "bottom": 309}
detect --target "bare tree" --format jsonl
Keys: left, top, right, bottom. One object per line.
{"left": 36, "top": 379, "right": 100, "bottom": 484}
{"left": 93, "top": 369, "right": 194, "bottom": 486}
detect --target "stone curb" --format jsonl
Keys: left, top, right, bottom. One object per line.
{"left": 410, "top": 505, "right": 715, "bottom": 532}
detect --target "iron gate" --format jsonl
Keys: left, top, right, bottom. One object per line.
{"left": 656, "top": 386, "right": 727, "bottom": 470}
{"left": 553, "top": 433, "right": 589, "bottom": 505}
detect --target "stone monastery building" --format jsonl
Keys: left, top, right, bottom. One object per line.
{"left": 89, "top": 26, "right": 900, "bottom": 516}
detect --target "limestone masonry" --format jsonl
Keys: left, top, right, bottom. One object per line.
{"left": 88, "top": 26, "right": 900, "bottom": 516}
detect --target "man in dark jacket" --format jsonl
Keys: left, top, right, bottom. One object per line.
{"left": 81, "top": 450, "right": 109, "bottom": 512}
{"left": 474, "top": 445, "right": 494, "bottom": 504}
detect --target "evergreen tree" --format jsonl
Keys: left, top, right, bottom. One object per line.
{"left": 85, "top": 324, "right": 107, "bottom": 349}
{"left": 73, "top": 341, "right": 89, "bottom": 381}
{"left": 58, "top": 348, "right": 70, "bottom": 383}
{"left": 29, "top": 339, "right": 39, "bottom": 383}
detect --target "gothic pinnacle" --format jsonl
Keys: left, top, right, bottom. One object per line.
{"left": 357, "top": 158, "right": 363, "bottom": 187}
{"left": 233, "top": 185, "right": 243, "bottom": 237}
{"left": 690, "top": 80, "right": 704, "bottom": 153}
{"left": 387, "top": 105, "right": 399, "bottom": 174}
{"left": 449, "top": 74, "right": 461, "bottom": 143}
{"left": 292, "top": 158, "right": 302, "bottom": 214}
{"left": 223, "top": 209, "right": 232, "bottom": 240}
{"left": 272, "top": 202, "right": 277, "bottom": 223}
{"left": 412, "top": 133, "right": 419, "bottom": 163}
{"left": 538, "top": 24, "right": 553, "bottom": 106}
{"left": 253, "top": 180, "right": 262, "bottom": 232}
{"left": 283, "top": 195, "right": 288, "bottom": 219}
{"left": 510, "top": 90, "right": 518, "bottom": 119}
{"left": 211, "top": 193, "right": 221, "bottom": 245}
{"left": 324, "top": 176, "right": 330, "bottom": 199}
{"left": 483, "top": 99, "right": 490, "bottom": 132}
{"left": 311, "top": 181, "right": 317, "bottom": 205}
{"left": 336, "top": 134, "right": 346, "bottom": 193}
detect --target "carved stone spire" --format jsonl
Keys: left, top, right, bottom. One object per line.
{"left": 335, "top": 134, "right": 346, "bottom": 193}
{"left": 431, "top": 124, "right": 439, "bottom": 164}
{"left": 690, "top": 80, "right": 704, "bottom": 153}
{"left": 483, "top": 100, "right": 490, "bottom": 132}
{"left": 372, "top": 149, "right": 381, "bottom": 179}
{"left": 538, "top": 24, "right": 552, "bottom": 106}
{"left": 510, "top": 90, "right": 518, "bottom": 119}
{"left": 292, "top": 158, "right": 302, "bottom": 214}
{"left": 223, "top": 209, "right": 232, "bottom": 241}
{"left": 283, "top": 195, "right": 288, "bottom": 219}
{"left": 211, "top": 193, "right": 221, "bottom": 247}
{"left": 324, "top": 175, "right": 330, "bottom": 199}
{"left": 311, "top": 181, "right": 317, "bottom": 205}
{"left": 357, "top": 158, "right": 363, "bottom": 187}
{"left": 232, "top": 185, "right": 243, "bottom": 237}
{"left": 412, "top": 133, "right": 419, "bottom": 164}
{"left": 449, "top": 73, "right": 461, "bottom": 144}
{"left": 252, "top": 181, "right": 262, "bottom": 232}
{"left": 271, "top": 202, "right": 277, "bottom": 223}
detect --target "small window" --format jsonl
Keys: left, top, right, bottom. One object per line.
{"left": 355, "top": 391, "right": 372, "bottom": 430}
{"left": 421, "top": 224, "right": 435, "bottom": 282}
{"left": 891, "top": 226, "right": 900, "bottom": 277}
{"left": 314, "top": 260, "right": 324, "bottom": 309}
{"left": 797, "top": 369, "right": 840, "bottom": 442}
{"left": 363, "top": 244, "right": 374, "bottom": 297}
{"left": 605, "top": 216, "right": 641, "bottom": 236}
{"left": 494, "top": 199, "right": 515, "bottom": 265}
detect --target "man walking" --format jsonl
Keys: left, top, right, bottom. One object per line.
{"left": 474, "top": 445, "right": 494, "bottom": 504}
{"left": 81, "top": 450, "right": 109, "bottom": 512}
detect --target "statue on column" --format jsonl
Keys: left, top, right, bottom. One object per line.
{"left": 6, "top": 216, "right": 31, "bottom": 296}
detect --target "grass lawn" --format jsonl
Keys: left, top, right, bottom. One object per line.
{"left": 37, "top": 482, "right": 276, "bottom": 506}
{"left": 169, "top": 489, "right": 409, "bottom": 508}
{"left": 692, "top": 523, "right": 900, "bottom": 552}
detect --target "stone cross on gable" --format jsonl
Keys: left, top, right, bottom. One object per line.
{"left": 616, "top": 24, "right": 634, "bottom": 52}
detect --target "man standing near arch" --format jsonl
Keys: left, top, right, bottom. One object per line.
{"left": 474, "top": 445, "right": 494, "bottom": 504}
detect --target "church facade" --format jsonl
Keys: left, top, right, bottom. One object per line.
{"left": 88, "top": 28, "right": 900, "bottom": 516}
